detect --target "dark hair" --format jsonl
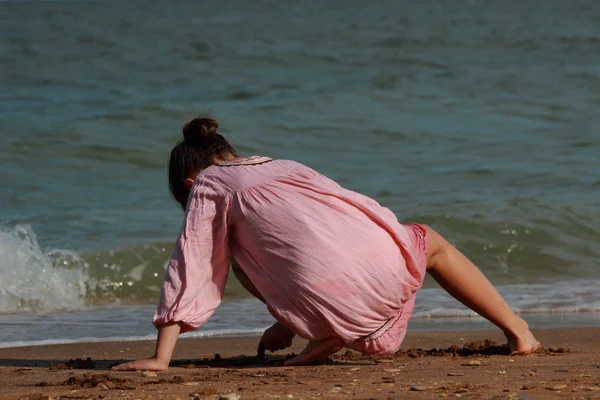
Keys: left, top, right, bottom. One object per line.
{"left": 168, "top": 117, "right": 238, "bottom": 209}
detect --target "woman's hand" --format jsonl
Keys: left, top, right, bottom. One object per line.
{"left": 111, "top": 357, "right": 169, "bottom": 371}
{"left": 257, "top": 322, "right": 296, "bottom": 357}
{"left": 112, "top": 322, "right": 182, "bottom": 372}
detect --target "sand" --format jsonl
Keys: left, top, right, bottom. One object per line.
{"left": 0, "top": 327, "right": 599, "bottom": 400}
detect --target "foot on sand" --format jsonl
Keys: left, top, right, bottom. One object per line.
{"left": 507, "top": 329, "right": 542, "bottom": 355}
{"left": 283, "top": 338, "right": 344, "bottom": 366}
{"left": 111, "top": 357, "right": 169, "bottom": 371}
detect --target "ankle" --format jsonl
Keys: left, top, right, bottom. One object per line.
{"left": 502, "top": 316, "right": 530, "bottom": 340}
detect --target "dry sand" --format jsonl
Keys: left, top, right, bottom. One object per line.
{"left": 0, "top": 327, "right": 599, "bottom": 400}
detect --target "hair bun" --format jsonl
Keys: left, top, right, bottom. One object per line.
{"left": 183, "top": 117, "right": 219, "bottom": 145}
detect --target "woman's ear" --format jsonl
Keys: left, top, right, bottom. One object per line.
{"left": 184, "top": 178, "right": 195, "bottom": 190}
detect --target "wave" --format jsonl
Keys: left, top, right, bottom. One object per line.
{"left": 0, "top": 225, "right": 89, "bottom": 313}
{"left": 1, "top": 225, "right": 599, "bottom": 316}
{"left": 0, "top": 225, "right": 598, "bottom": 349}
{"left": 0, "top": 225, "right": 250, "bottom": 314}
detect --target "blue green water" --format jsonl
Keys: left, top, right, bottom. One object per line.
{"left": 1, "top": 0, "right": 599, "bottom": 346}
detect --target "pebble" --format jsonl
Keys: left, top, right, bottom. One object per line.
{"left": 462, "top": 361, "right": 481, "bottom": 367}
{"left": 98, "top": 384, "right": 109, "bottom": 390}
{"left": 183, "top": 382, "right": 199, "bottom": 386}
{"left": 141, "top": 371, "right": 157, "bottom": 377}
{"left": 545, "top": 384, "right": 568, "bottom": 391}
{"left": 448, "top": 372, "right": 464, "bottom": 376}
{"left": 522, "top": 371, "right": 536, "bottom": 377}
{"left": 497, "top": 371, "right": 507, "bottom": 375}
{"left": 410, "top": 385, "right": 428, "bottom": 391}
{"left": 520, "top": 385, "right": 535, "bottom": 390}
{"left": 329, "top": 387, "right": 342, "bottom": 393}
{"left": 383, "top": 369, "right": 404, "bottom": 373}
{"left": 455, "top": 388, "right": 469, "bottom": 393}
{"left": 587, "top": 387, "right": 600, "bottom": 392}
{"left": 375, "top": 359, "right": 394, "bottom": 364}
{"left": 508, "top": 359, "right": 515, "bottom": 362}
{"left": 219, "top": 394, "right": 240, "bottom": 400}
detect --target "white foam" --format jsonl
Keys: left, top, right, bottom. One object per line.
{"left": 0, "top": 327, "right": 269, "bottom": 349}
{"left": 411, "top": 279, "right": 600, "bottom": 319}
{"left": 0, "top": 225, "right": 89, "bottom": 313}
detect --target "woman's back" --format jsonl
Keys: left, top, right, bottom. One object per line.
{"left": 204, "top": 156, "right": 427, "bottom": 343}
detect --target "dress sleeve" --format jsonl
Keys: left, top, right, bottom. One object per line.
{"left": 152, "top": 178, "right": 231, "bottom": 333}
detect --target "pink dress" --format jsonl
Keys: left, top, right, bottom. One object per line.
{"left": 153, "top": 156, "right": 428, "bottom": 355}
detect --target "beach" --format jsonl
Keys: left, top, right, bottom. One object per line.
{"left": 1, "top": 327, "right": 599, "bottom": 400}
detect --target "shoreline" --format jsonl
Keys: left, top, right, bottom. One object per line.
{"left": 1, "top": 327, "right": 599, "bottom": 399}
{"left": 2, "top": 310, "right": 599, "bottom": 351}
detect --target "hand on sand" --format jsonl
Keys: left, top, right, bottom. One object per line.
{"left": 507, "top": 329, "right": 542, "bottom": 355}
{"left": 283, "top": 338, "right": 344, "bottom": 366}
{"left": 111, "top": 357, "right": 169, "bottom": 371}
{"left": 257, "top": 322, "right": 296, "bottom": 358}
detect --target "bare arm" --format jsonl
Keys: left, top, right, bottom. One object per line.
{"left": 112, "top": 322, "right": 182, "bottom": 371}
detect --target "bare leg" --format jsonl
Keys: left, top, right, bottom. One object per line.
{"left": 422, "top": 225, "right": 541, "bottom": 354}
{"left": 231, "top": 257, "right": 266, "bottom": 303}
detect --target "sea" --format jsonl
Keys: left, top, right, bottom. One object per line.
{"left": 1, "top": 0, "right": 599, "bottom": 348}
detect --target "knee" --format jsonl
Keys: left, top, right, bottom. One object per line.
{"left": 419, "top": 223, "right": 432, "bottom": 234}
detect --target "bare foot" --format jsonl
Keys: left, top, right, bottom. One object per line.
{"left": 283, "top": 338, "right": 343, "bottom": 366}
{"left": 506, "top": 327, "right": 541, "bottom": 355}
{"left": 112, "top": 358, "right": 169, "bottom": 371}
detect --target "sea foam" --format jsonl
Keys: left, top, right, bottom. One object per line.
{"left": 0, "top": 225, "right": 89, "bottom": 313}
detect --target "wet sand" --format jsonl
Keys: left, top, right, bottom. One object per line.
{"left": 0, "top": 327, "right": 598, "bottom": 400}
